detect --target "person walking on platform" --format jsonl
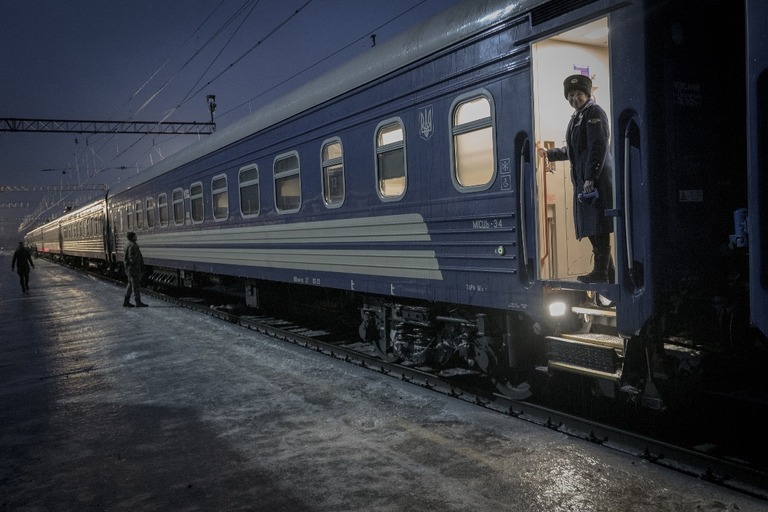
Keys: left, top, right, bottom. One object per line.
{"left": 123, "top": 231, "right": 148, "bottom": 307}
{"left": 11, "top": 241, "right": 35, "bottom": 293}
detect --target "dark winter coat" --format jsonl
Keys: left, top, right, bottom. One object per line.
{"left": 124, "top": 240, "right": 144, "bottom": 278}
{"left": 11, "top": 245, "right": 34, "bottom": 275}
{"left": 546, "top": 99, "right": 614, "bottom": 239}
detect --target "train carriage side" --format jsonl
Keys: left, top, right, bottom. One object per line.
{"left": 58, "top": 198, "right": 110, "bottom": 268}
{"left": 38, "top": 219, "right": 62, "bottom": 259}
{"left": 24, "top": 226, "right": 44, "bottom": 255}
{"left": 104, "top": 0, "right": 552, "bottom": 390}
{"left": 746, "top": 0, "right": 768, "bottom": 338}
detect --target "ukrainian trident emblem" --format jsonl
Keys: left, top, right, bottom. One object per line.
{"left": 418, "top": 106, "right": 434, "bottom": 140}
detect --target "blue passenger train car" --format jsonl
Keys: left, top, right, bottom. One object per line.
{"left": 29, "top": 0, "right": 768, "bottom": 409}
{"left": 746, "top": 0, "right": 768, "bottom": 339}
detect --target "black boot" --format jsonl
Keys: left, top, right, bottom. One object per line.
{"left": 578, "top": 247, "right": 609, "bottom": 284}
{"left": 123, "top": 300, "right": 134, "bottom": 307}
{"left": 607, "top": 255, "right": 615, "bottom": 283}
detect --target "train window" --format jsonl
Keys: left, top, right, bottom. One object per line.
{"left": 239, "top": 164, "right": 260, "bottom": 217}
{"left": 451, "top": 93, "right": 495, "bottom": 190}
{"left": 375, "top": 119, "right": 406, "bottom": 200}
{"left": 135, "top": 201, "right": 144, "bottom": 230}
{"left": 172, "top": 188, "right": 185, "bottom": 226}
{"left": 146, "top": 197, "right": 155, "bottom": 229}
{"left": 158, "top": 193, "right": 168, "bottom": 227}
{"left": 274, "top": 152, "right": 301, "bottom": 213}
{"left": 212, "top": 174, "right": 229, "bottom": 221}
{"left": 321, "top": 139, "right": 344, "bottom": 208}
{"left": 126, "top": 204, "right": 133, "bottom": 230}
{"left": 190, "top": 182, "right": 204, "bottom": 223}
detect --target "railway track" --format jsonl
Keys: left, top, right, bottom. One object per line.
{"left": 76, "top": 263, "right": 768, "bottom": 501}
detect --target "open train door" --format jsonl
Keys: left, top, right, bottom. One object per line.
{"left": 746, "top": 0, "right": 768, "bottom": 337}
{"left": 530, "top": 18, "right": 615, "bottom": 284}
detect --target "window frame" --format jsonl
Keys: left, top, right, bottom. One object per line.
{"left": 374, "top": 118, "right": 407, "bottom": 202}
{"left": 190, "top": 181, "right": 205, "bottom": 224}
{"left": 238, "top": 164, "right": 260, "bottom": 218}
{"left": 273, "top": 151, "right": 302, "bottom": 214}
{"left": 158, "top": 193, "right": 169, "bottom": 228}
{"left": 172, "top": 188, "right": 185, "bottom": 226}
{"left": 135, "top": 200, "right": 144, "bottom": 230}
{"left": 145, "top": 197, "right": 156, "bottom": 229}
{"left": 116, "top": 208, "right": 124, "bottom": 234}
{"left": 211, "top": 174, "right": 229, "bottom": 222}
{"left": 321, "top": 137, "right": 345, "bottom": 209}
{"left": 449, "top": 90, "right": 497, "bottom": 192}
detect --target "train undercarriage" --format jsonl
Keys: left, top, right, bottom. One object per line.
{"left": 357, "top": 281, "right": 768, "bottom": 412}
{"left": 36, "top": 246, "right": 768, "bottom": 418}
{"left": 103, "top": 259, "right": 767, "bottom": 413}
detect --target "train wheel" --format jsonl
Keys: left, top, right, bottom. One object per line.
{"left": 373, "top": 336, "right": 399, "bottom": 363}
{"left": 495, "top": 379, "right": 532, "bottom": 400}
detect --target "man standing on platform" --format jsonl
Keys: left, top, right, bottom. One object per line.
{"left": 11, "top": 241, "right": 34, "bottom": 293}
{"left": 123, "top": 231, "right": 148, "bottom": 308}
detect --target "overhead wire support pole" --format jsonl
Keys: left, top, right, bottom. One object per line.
{"left": 0, "top": 118, "right": 216, "bottom": 135}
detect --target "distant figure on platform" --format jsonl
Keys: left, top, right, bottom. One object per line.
{"left": 11, "top": 241, "right": 35, "bottom": 293}
{"left": 123, "top": 231, "right": 148, "bottom": 307}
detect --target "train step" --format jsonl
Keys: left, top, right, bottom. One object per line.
{"left": 544, "top": 333, "right": 625, "bottom": 381}
{"left": 572, "top": 304, "right": 616, "bottom": 318}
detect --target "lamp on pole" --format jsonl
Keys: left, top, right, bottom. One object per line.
{"left": 206, "top": 95, "right": 217, "bottom": 131}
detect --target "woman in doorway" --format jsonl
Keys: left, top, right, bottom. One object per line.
{"left": 538, "top": 74, "right": 614, "bottom": 283}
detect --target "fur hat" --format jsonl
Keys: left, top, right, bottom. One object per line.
{"left": 563, "top": 74, "right": 592, "bottom": 98}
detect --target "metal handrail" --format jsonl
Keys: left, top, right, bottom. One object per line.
{"left": 623, "top": 120, "right": 637, "bottom": 282}
{"left": 519, "top": 145, "right": 529, "bottom": 266}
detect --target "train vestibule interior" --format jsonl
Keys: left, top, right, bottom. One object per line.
{"left": 532, "top": 17, "right": 615, "bottom": 283}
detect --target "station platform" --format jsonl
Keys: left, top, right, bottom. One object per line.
{"left": 1, "top": 254, "right": 765, "bottom": 511}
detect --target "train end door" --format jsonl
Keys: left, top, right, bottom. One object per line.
{"left": 746, "top": 0, "right": 768, "bottom": 337}
{"left": 530, "top": 18, "right": 616, "bottom": 289}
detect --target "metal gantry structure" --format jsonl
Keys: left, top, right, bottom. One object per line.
{"left": 0, "top": 184, "right": 107, "bottom": 193}
{"left": 0, "top": 118, "right": 215, "bottom": 135}
{"left": 1, "top": 112, "right": 216, "bottom": 236}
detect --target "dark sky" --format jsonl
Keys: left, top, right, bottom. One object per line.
{"left": 0, "top": 0, "right": 460, "bottom": 243}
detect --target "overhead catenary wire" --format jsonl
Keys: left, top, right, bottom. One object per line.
{"left": 177, "top": 0, "right": 314, "bottom": 110}
{"left": 168, "top": 0, "right": 264, "bottom": 121}
{"left": 133, "top": 0, "right": 260, "bottom": 118}
{"left": 79, "top": 0, "right": 314, "bottom": 175}
{"left": 219, "top": 0, "right": 427, "bottom": 120}
{"left": 68, "top": 1, "right": 429, "bottom": 194}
